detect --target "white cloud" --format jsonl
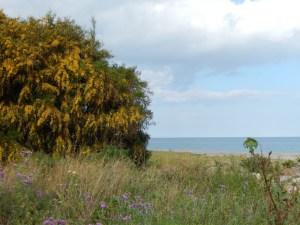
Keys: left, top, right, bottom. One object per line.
{"left": 156, "top": 88, "right": 263, "bottom": 103}
{"left": 141, "top": 67, "right": 173, "bottom": 89}
{"left": 1, "top": 0, "right": 298, "bottom": 99}
{"left": 141, "top": 68, "right": 266, "bottom": 103}
{"left": 2, "top": 0, "right": 300, "bottom": 71}
{"left": 87, "top": 0, "right": 300, "bottom": 74}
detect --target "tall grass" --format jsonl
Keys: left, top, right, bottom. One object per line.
{"left": 0, "top": 152, "right": 297, "bottom": 225}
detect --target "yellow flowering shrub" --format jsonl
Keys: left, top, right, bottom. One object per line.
{"left": 0, "top": 11, "right": 152, "bottom": 164}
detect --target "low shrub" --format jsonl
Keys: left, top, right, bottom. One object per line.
{"left": 282, "top": 160, "right": 296, "bottom": 169}
{"left": 240, "top": 156, "right": 262, "bottom": 173}
{"left": 86, "top": 145, "right": 130, "bottom": 162}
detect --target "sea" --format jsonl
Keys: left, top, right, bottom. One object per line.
{"left": 148, "top": 137, "right": 300, "bottom": 155}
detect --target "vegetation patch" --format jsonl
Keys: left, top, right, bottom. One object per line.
{"left": 0, "top": 11, "right": 152, "bottom": 165}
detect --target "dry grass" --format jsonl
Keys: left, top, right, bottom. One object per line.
{"left": 1, "top": 151, "right": 297, "bottom": 225}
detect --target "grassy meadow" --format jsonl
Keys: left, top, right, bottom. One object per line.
{"left": 2, "top": 151, "right": 300, "bottom": 225}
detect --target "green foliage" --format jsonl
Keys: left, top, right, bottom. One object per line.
{"left": 243, "top": 137, "right": 258, "bottom": 154}
{"left": 241, "top": 137, "right": 262, "bottom": 173}
{"left": 0, "top": 182, "right": 54, "bottom": 225}
{"left": 101, "top": 145, "right": 130, "bottom": 159}
{"left": 0, "top": 11, "right": 152, "bottom": 164}
{"left": 86, "top": 145, "right": 130, "bottom": 162}
{"left": 282, "top": 160, "right": 296, "bottom": 169}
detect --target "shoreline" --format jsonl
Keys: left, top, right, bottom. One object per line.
{"left": 150, "top": 149, "right": 300, "bottom": 160}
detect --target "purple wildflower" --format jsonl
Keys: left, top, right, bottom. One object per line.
{"left": 96, "top": 223, "right": 103, "bottom": 225}
{"left": 128, "top": 196, "right": 153, "bottom": 214}
{"left": 42, "top": 218, "right": 65, "bottom": 225}
{"left": 186, "top": 190, "right": 193, "bottom": 197}
{"left": 129, "top": 202, "right": 139, "bottom": 209}
{"left": 43, "top": 218, "right": 56, "bottom": 225}
{"left": 100, "top": 201, "right": 107, "bottom": 209}
{"left": 56, "top": 219, "right": 66, "bottom": 225}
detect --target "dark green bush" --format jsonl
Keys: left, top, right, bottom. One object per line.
{"left": 282, "top": 160, "right": 296, "bottom": 169}
{"left": 99, "top": 145, "right": 130, "bottom": 160}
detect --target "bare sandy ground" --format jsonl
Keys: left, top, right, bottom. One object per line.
{"left": 270, "top": 153, "right": 300, "bottom": 160}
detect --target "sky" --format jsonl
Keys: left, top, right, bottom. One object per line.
{"left": 1, "top": 0, "right": 300, "bottom": 137}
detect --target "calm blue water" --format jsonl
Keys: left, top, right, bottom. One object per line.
{"left": 148, "top": 137, "right": 300, "bottom": 154}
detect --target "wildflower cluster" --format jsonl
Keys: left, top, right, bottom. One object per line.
{"left": 117, "top": 192, "right": 153, "bottom": 217}
{"left": 93, "top": 192, "right": 153, "bottom": 224}
{"left": 128, "top": 196, "right": 153, "bottom": 214}
{"left": 42, "top": 218, "right": 66, "bottom": 225}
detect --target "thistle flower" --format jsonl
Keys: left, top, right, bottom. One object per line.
{"left": 56, "top": 219, "right": 66, "bottom": 225}
{"left": 43, "top": 218, "right": 56, "bottom": 225}
{"left": 129, "top": 202, "right": 139, "bottom": 209}
{"left": 100, "top": 201, "right": 107, "bottom": 209}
